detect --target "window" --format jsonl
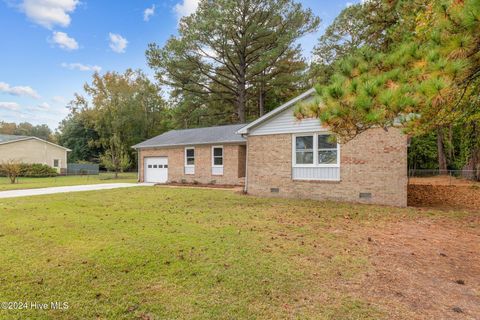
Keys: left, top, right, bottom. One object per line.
{"left": 185, "top": 147, "right": 195, "bottom": 166}
{"left": 53, "top": 159, "right": 60, "bottom": 168}
{"left": 293, "top": 133, "right": 339, "bottom": 167}
{"left": 295, "top": 136, "right": 314, "bottom": 164}
{"left": 184, "top": 147, "right": 195, "bottom": 175}
{"left": 212, "top": 146, "right": 223, "bottom": 166}
{"left": 318, "top": 134, "right": 338, "bottom": 164}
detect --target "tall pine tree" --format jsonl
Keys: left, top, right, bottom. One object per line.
{"left": 147, "top": 0, "right": 319, "bottom": 123}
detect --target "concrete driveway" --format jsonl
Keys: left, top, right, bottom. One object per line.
{"left": 0, "top": 183, "right": 152, "bottom": 199}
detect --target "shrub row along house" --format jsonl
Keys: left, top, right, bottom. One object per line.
{"left": 133, "top": 89, "right": 408, "bottom": 207}
{"left": 0, "top": 134, "right": 70, "bottom": 173}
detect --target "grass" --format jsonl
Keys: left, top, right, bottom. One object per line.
{"left": 0, "top": 187, "right": 471, "bottom": 319}
{"left": 0, "top": 172, "right": 138, "bottom": 191}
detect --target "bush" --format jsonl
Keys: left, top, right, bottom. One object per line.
{"left": 0, "top": 161, "right": 22, "bottom": 183}
{"left": 19, "top": 164, "right": 58, "bottom": 177}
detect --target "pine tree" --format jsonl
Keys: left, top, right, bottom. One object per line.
{"left": 147, "top": 0, "right": 319, "bottom": 123}
{"left": 298, "top": 0, "right": 480, "bottom": 144}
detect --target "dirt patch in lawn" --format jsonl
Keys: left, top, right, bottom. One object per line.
{"left": 408, "top": 184, "right": 480, "bottom": 210}
{"left": 356, "top": 216, "right": 480, "bottom": 319}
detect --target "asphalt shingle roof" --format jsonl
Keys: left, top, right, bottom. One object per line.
{"left": 0, "top": 134, "right": 30, "bottom": 143}
{"left": 132, "top": 124, "right": 247, "bottom": 149}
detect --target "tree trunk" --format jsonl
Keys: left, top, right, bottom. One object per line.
{"left": 462, "top": 124, "right": 480, "bottom": 180}
{"left": 259, "top": 89, "right": 265, "bottom": 117}
{"left": 237, "top": 65, "right": 246, "bottom": 123}
{"left": 436, "top": 127, "right": 447, "bottom": 173}
{"left": 8, "top": 174, "right": 16, "bottom": 184}
{"left": 237, "top": 87, "right": 246, "bottom": 123}
{"left": 259, "top": 74, "right": 266, "bottom": 117}
{"left": 448, "top": 125, "right": 454, "bottom": 160}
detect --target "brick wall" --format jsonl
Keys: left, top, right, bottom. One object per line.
{"left": 238, "top": 145, "right": 247, "bottom": 178}
{"left": 138, "top": 143, "right": 245, "bottom": 185}
{"left": 246, "top": 128, "right": 408, "bottom": 207}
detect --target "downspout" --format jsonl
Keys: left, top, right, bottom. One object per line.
{"left": 242, "top": 133, "right": 248, "bottom": 193}
{"left": 137, "top": 149, "right": 140, "bottom": 183}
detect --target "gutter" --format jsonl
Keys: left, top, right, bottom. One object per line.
{"left": 132, "top": 140, "right": 247, "bottom": 150}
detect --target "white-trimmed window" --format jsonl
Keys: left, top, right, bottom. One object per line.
{"left": 53, "top": 159, "right": 60, "bottom": 168}
{"left": 295, "top": 135, "right": 314, "bottom": 165}
{"left": 292, "top": 133, "right": 340, "bottom": 181}
{"left": 317, "top": 134, "right": 339, "bottom": 165}
{"left": 184, "top": 147, "right": 195, "bottom": 175}
{"left": 212, "top": 146, "right": 224, "bottom": 175}
{"left": 293, "top": 133, "right": 339, "bottom": 167}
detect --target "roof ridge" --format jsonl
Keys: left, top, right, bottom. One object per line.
{"left": 171, "top": 123, "right": 247, "bottom": 132}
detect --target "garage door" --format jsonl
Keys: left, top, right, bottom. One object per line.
{"left": 144, "top": 157, "right": 168, "bottom": 183}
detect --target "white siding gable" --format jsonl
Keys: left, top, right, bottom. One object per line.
{"left": 249, "top": 104, "right": 325, "bottom": 136}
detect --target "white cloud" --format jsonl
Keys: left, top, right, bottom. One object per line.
{"left": 108, "top": 33, "right": 128, "bottom": 53}
{"left": 0, "top": 82, "right": 40, "bottom": 99}
{"left": 174, "top": 0, "right": 199, "bottom": 20}
{"left": 144, "top": 4, "right": 155, "bottom": 22}
{"left": 21, "top": 0, "right": 79, "bottom": 29}
{"left": 26, "top": 102, "right": 51, "bottom": 112}
{"left": 51, "top": 31, "right": 79, "bottom": 50}
{"left": 346, "top": 2, "right": 354, "bottom": 7}
{"left": 0, "top": 102, "right": 20, "bottom": 111}
{"left": 52, "top": 95, "right": 66, "bottom": 103}
{"left": 0, "top": 102, "right": 68, "bottom": 129}
{"left": 37, "top": 102, "right": 50, "bottom": 110}
{"left": 61, "top": 62, "right": 101, "bottom": 72}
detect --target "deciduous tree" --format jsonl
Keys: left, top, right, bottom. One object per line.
{"left": 57, "top": 70, "right": 170, "bottom": 173}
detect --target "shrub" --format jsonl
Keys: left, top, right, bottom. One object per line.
{"left": 0, "top": 160, "right": 22, "bottom": 183}
{"left": 19, "top": 164, "right": 58, "bottom": 177}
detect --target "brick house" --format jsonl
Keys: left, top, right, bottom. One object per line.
{"left": 133, "top": 124, "right": 247, "bottom": 186}
{"left": 133, "top": 89, "right": 408, "bottom": 207}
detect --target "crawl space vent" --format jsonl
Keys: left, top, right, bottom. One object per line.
{"left": 359, "top": 192, "right": 372, "bottom": 199}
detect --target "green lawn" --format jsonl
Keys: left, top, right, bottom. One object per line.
{"left": 0, "top": 187, "right": 473, "bottom": 319}
{"left": 0, "top": 172, "right": 138, "bottom": 191}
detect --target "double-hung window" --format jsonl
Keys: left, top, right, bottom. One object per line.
{"left": 317, "top": 134, "right": 338, "bottom": 165}
{"left": 295, "top": 136, "right": 314, "bottom": 165}
{"left": 293, "top": 133, "right": 340, "bottom": 180}
{"left": 212, "top": 146, "right": 223, "bottom": 175}
{"left": 185, "top": 147, "right": 195, "bottom": 175}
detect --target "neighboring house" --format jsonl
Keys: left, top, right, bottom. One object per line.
{"left": 133, "top": 89, "right": 408, "bottom": 207}
{"left": 0, "top": 134, "right": 70, "bottom": 173}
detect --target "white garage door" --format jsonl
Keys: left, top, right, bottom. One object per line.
{"left": 144, "top": 157, "right": 168, "bottom": 183}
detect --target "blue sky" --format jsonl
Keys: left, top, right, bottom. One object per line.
{"left": 0, "top": 0, "right": 357, "bottom": 130}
